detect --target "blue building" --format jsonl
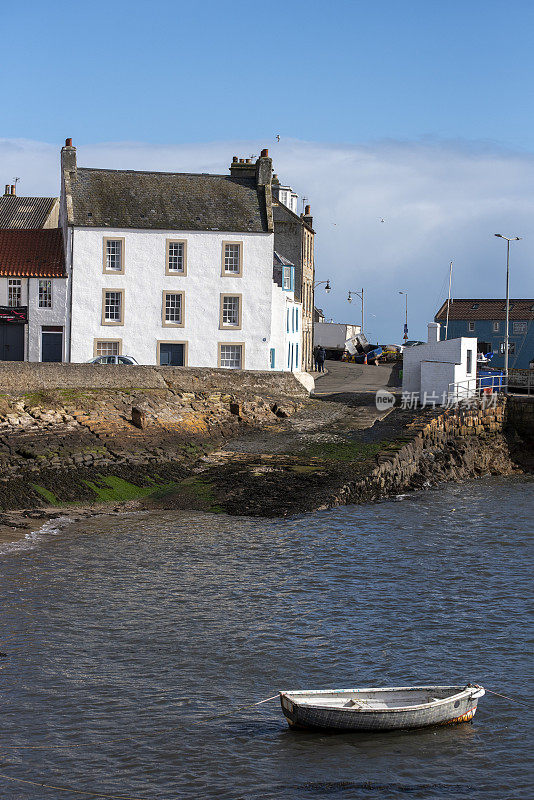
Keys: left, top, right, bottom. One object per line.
{"left": 434, "top": 299, "right": 534, "bottom": 369}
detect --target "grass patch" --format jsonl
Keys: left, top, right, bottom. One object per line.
{"left": 303, "top": 441, "right": 383, "bottom": 462}
{"left": 170, "top": 476, "right": 224, "bottom": 513}
{"left": 32, "top": 485, "right": 60, "bottom": 505}
{"left": 83, "top": 475, "right": 177, "bottom": 503}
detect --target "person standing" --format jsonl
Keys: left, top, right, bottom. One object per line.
{"left": 316, "top": 347, "right": 326, "bottom": 373}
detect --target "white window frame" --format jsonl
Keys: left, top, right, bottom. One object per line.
{"left": 220, "top": 294, "right": 241, "bottom": 329}
{"left": 221, "top": 242, "right": 243, "bottom": 276}
{"left": 162, "top": 291, "right": 185, "bottom": 327}
{"left": 94, "top": 339, "right": 122, "bottom": 357}
{"left": 468, "top": 321, "right": 475, "bottom": 332}
{"left": 166, "top": 240, "right": 187, "bottom": 275}
{"left": 8, "top": 279, "right": 22, "bottom": 307}
{"left": 493, "top": 321, "right": 500, "bottom": 332}
{"left": 103, "top": 238, "right": 125, "bottom": 274}
{"left": 102, "top": 289, "right": 124, "bottom": 325}
{"left": 38, "top": 279, "right": 52, "bottom": 308}
{"left": 218, "top": 343, "right": 244, "bottom": 369}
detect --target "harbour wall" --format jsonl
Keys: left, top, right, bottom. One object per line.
{"left": 0, "top": 362, "right": 312, "bottom": 397}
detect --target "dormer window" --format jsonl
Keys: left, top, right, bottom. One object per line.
{"left": 471, "top": 303, "right": 479, "bottom": 309}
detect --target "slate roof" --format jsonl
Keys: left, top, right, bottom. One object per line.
{"left": 0, "top": 195, "right": 58, "bottom": 228}
{"left": 0, "top": 229, "right": 66, "bottom": 277}
{"left": 69, "top": 168, "right": 269, "bottom": 233}
{"left": 435, "top": 299, "right": 534, "bottom": 321}
{"left": 274, "top": 250, "right": 294, "bottom": 267}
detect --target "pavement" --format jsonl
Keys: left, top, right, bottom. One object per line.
{"left": 312, "top": 360, "right": 402, "bottom": 395}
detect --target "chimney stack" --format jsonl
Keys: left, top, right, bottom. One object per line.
{"left": 10, "top": 185, "right": 16, "bottom": 195}
{"left": 256, "top": 147, "right": 272, "bottom": 186}
{"left": 61, "top": 137, "right": 77, "bottom": 181}
{"left": 427, "top": 322, "right": 440, "bottom": 343}
{"left": 302, "top": 204, "right": 313, "bottom": 227}
{"left": 4, "top": 184, "right": 10, "bottom": 196}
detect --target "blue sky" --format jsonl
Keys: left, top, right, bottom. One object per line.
{"left": 1, "top": 0, "right": 533, "bottom": 343}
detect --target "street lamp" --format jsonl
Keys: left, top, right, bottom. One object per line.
{"left": 399, "top": 290, "right": 408, "bottom": 342}
{"left": 314, "top": 279, "right": 331, "bottom": 293}
{"left": 494, "top": 234, "right": 521, "bottom": 391}
{"left": 347, "top": 288, "right": 364, "bottom": 332}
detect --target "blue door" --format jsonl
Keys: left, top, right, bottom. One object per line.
{"left": 41, "top": 329, "right": 63, "bottom": 362}
{"left": 0, "top": 324, "right": 24, "bottom": 361}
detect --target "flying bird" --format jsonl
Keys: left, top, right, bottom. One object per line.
{"left": 380, "top": 218, "right": 385, "bottom": 223}
{"left": 276, "top": 135, "right": 280, "bottom": 142}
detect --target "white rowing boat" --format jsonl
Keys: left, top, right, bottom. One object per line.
{"left": 279, "top": 684, "right": 485, "bottom": 731}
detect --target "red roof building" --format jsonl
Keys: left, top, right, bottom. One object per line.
{"left": 0, "top": 229, "right": 65, "bottom": 277}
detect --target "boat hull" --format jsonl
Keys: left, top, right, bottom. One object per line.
{"left": 280, "top": 686, "right": 483, "bottom": 732}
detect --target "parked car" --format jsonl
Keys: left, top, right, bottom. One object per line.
{"left": 87, "top": 355, "right": 139, "bottom": 365}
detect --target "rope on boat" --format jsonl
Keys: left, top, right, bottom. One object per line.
{"left": 483, "top": 688, "right": 531, "bottom": 707}
{"left": 189, "top": 693, "right": 279, "bottom": 723}
{"left": 0, "top": 769, "right": 152, "bottom": 800}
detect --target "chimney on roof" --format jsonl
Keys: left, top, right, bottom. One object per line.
{"left": 10, "top": 185, "right": 16, "bottom": 195}
{"left": 61, "top": 137, "right": 77, "bottom": 182}
{"left": 4, "top": 184, "right": 10, "bottom": 196}
{"left": 302, "top": 204, "right": 313, "bottom": 227}
{"left": 256, "top": 148, "right": 272, "bottom": 187}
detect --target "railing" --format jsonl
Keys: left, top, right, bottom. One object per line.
{"left": 447, "top": 374, "right": 507, "bottom": 404}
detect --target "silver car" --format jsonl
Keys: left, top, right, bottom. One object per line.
{"left": 87, "top": 355, "right": 139, "bottom": 365}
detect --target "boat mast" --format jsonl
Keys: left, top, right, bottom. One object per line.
{"left": 445, "top": 261, "right": 453, "bottom": 340}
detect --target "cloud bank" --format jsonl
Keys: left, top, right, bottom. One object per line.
{"left": 1, "top": 136, "right": 532, "bottom": 344}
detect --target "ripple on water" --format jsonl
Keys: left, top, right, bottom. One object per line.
{"left": 0, "top": 475, "right": 531, "bottom": 799}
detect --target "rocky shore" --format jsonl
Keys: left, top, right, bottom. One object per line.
{"left": 0, "top": 376, "right": 529, "bottom": 543}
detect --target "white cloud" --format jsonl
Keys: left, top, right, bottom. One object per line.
{"left": 1, "top": 136, "right": 532, "bottom": 343}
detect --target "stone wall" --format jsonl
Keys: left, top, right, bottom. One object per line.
{"left": 338, "top": 398, "right": 514, "bottom": 506}
{"left": 0, "top": 362, "right": 310, "bottom": 397}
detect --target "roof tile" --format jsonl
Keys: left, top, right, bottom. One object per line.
{"left": 0, "top": 229, "right": 65, "bottom": 277}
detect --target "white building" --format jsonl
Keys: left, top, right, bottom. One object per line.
{"left": 402, "top": 322, "right": 477, "bottom": 401}
{"left": 0, "top": 229, "right": 66, "bottom": 362}
{"left": 59, "top": 142, "right": 303, "bottom": 371}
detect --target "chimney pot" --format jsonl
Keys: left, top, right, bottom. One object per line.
{"left": 65, "top": 138, "right": 72, "bottom": 147}
{"left": 239, "top": 158, "right": 244, "bottom": 163}
{"left": 10, "top": 185, "right": 16, "bottom": 195}
{"left": 232, "top": 156, "right": 238, "bottom": 163}
{"left": 305, "top": 205, "right": 311, "bottom": 215}
{"left": 4, "top": 184, "right": 9, "bottom": 196}
{"left": 260, "top": 148, "right": 269, "bottom": 157}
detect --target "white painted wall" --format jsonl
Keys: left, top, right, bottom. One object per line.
{"left": 0, "top": 276, "right": 68, "bottom": 361}
{"left": 402, "top": 335, "right": 478, "bottom": 399}
{"left": 314, "top": 322, "right": 362, "bottom": 349}
{"left": 269, "top": 282, "right": 303, "bottom": 372}
{"left": 69, "top": 227, "right": 298, "bottom": 370}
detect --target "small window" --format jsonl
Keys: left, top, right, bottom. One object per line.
{"left": 295, "top": 343, "right": 299, "bottom": 367}
{"left": 95, "top": 340, "right": 121, "bottom": 357}
{"left": 38, "top": 279, "right": 52, "bottom": 308}
{"left": 282, "top": 265, "right": 293, "bottom": 290}
{"left": 471, "top": 303, "right": 479, "bottom": 309}
{"left": 468, "top": 322, "right": 475, "bottom": 332}
{"left": 222, "top": 242, "right": 242, "bottom": 275}
{"left": 166, "top": 240, "right": 186, "bottom": 274}
{"left": 270, "top": 348, "right": 275, "bottom": 369}
{"left": 103, "top": 290, "right": 123, "bottom": 324}
{"left": 8, "top": 279, "right": 22, "bottom": 307}
{"left": 220, "top": 295, "right": 241, "bottom": 328}
{"left": 163, "top": 292, "right": 184, "bottom": 326}
{"left": 103, "top": 238, "right": 124, "bottom": 273}
{"left": 466, "top": 349, "right": 473, "bottom": 374}
{"left": 219, "top": 343, "right": 243, "bottom": 369}
{"left": 513, "top": 321, "right": 528, "bottom": 334}
{"left": 295, "top": 308, "right": 299, "bottom": 332}
{"left": 286, "top": 308, "right": 289, "bottom": 332}
{"left": 493, "top": 321, "right": 500, "bottom": 332}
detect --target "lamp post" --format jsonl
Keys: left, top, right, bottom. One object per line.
{"left": 494, "top": 234, "right": 521, "bottom": 392}
{"left": 314, "top": 280, "right": 331, "bottom": 293}
{"left": 399, "top": 290, "right": 408, "bottom": 342}
{"left": 347, "top": 288, "right": 364, "bottom": 332}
